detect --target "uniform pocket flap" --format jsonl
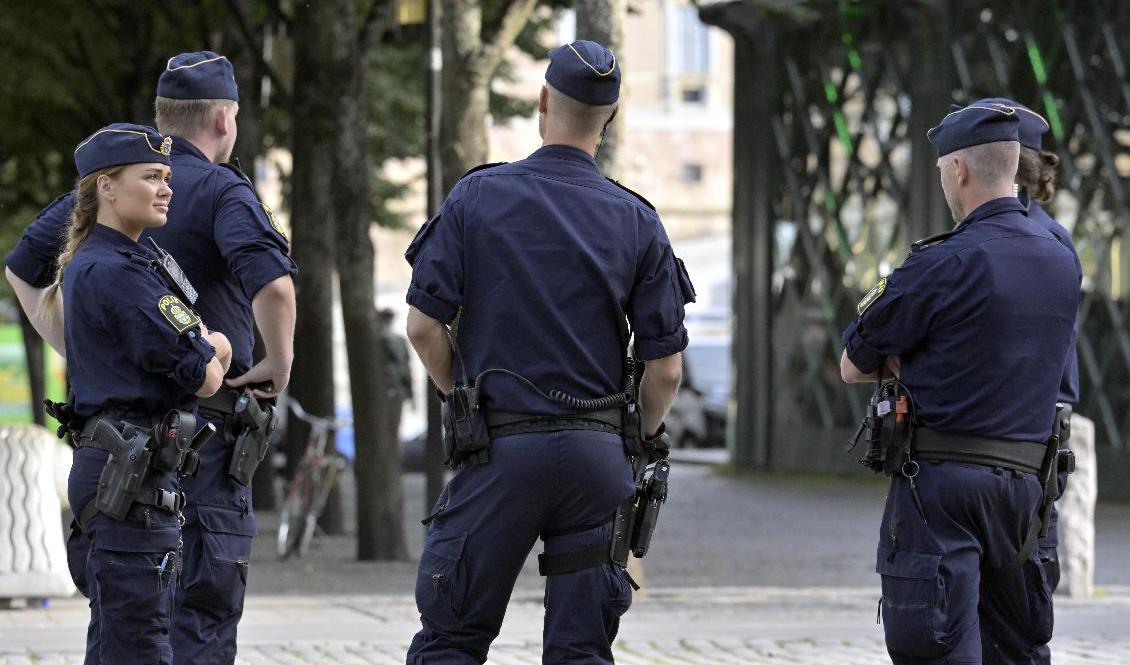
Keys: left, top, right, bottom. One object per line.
{"left": 196, "top": 505, "right": 256, "bottom": 537}
{"left": 876, "top": 546, "right": 942, "bottom": 579}
{"left": 423, "top": 526, "right": 467, "bottom": 563}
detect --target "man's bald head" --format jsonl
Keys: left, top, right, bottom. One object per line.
{"left": 539, "top": 83, "right": 617, "bottom": 145}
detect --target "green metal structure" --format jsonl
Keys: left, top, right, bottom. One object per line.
{"left": 701, "top": 0, "right": 1130, "bottom": 498}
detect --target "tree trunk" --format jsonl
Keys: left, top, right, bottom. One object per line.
{"left": 440, "top": 0, "right": 490, "bottom": 192}
{"left": 329, "top": 0, "right": 409, "bottom": 561}
{"left": 575, "top": 0, "right": 626, "bottom": 179}
{"left": 288, "top": 2, "right": 342, "bottom": 533}
{"left": 439, "top": 0, "right": 537, "bottom": 192}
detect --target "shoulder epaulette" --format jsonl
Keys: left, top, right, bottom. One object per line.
{"left": 461, "top": 162, "right": 507, "bottom": 179}
{"left": 606, "top": 178, "right": 655, "bottom": 211}
{"left": 911, "top": 229, "right": 958, "bottom": 251}
{"left": 218, "top": 160, "right": 254, "bottom": 188}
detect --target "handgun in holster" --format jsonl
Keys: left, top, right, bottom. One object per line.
{"left": 227, "top": 393, "right": 281, "bottom": 485}
{"left": 610, "top": 356, "right": 672, "bottom": 573}
{"left": 1037, "top": 403, "right": 1076, "bottom": 538}
{"left": 92, "top": 421, "right": 156, "bottom": 521}
{"left": 441, "top": 382, "right": 490, "bottom": 468}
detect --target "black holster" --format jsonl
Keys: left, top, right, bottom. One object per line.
{"left": 83, "top": 410, "right": 210, "bottom": 524}
{"left": 91, "top": 420, "right": 155, "bottom": 522}
{"left": 227, "top": 394, "right": 280, "bottom": 485}
{"left": 441, "top": 383, "right": 490, "bottom": 468}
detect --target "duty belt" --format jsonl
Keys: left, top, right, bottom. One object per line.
{"left": 914, "top": 428, "right": 1046, "bottom": 475}
{"left": 485, "top": 408, "right": 622, "bottom": 437}
{"left": 198, "top": 387, "right": 241, "bottom": 416}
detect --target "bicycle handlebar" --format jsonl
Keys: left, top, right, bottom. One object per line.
{"left": 281, "top": 396, "right": 352, "bottom": 431}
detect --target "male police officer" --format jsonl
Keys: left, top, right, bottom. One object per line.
{"left": 403, "top": 40, "right": 692, "bottom": 664}
{"left": 4, "top": 52, "right": 297, "bottom": 664}
{"left": 840, "top": 104, "right": 1079, "bottom": 663}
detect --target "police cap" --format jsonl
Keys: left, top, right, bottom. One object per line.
{"left": 157, "top": 51, "right": 239, "bottom": 101}
{"left": 74, "top": 123, "right": 172, "bottom": 178}
{"left": 545, "top": 40, "right": 620, "bottom": 106}
{"left": 967, "top": 98, "right": 1049, "bottom": 151}
{"left": 928, "top": 103, "right": 1020, "bottom": 157}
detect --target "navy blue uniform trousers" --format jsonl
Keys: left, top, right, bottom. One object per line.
{"left": 173, "top": 411, "right": 256, "bottom": 665}
{"left": 407, "top": 430, "right": 637, "bottom": 664}
{"left": 877, "top": 461, "right": 1054, "bottom": 664}
{"left": 67, "top": 447, "right": 181, "bottom": 665}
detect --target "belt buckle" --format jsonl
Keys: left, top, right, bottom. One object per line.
{"left": 155, "top": 489, "right": 185, "bottom": 513}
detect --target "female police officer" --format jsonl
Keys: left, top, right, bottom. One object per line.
{"left": 43, "top": 123, "right": 231, "bottom": 664}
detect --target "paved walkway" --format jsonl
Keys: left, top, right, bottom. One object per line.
{"left": 3, "top": 585, "right": 1129, "bottom": 663}
{"left": 4, "top": 464, "right": 1129, "bottom": 663}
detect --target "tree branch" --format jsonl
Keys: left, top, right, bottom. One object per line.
{"left": 222, "top": 0, "right": 293, "bottom": 106}
{"left": 478, "top": 0, "right": 538, "bottom": 77}
{"left": 263, "top": 0, "right": 293, "bottom": 29}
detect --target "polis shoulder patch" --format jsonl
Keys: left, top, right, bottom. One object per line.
{"left": 158, "top": 295, "right": 201, "bottom": 333}
{"left": 262, "top": 202, "right": 287, "bottom": 239}
{"left": 857, "top": 278, "right": 887, "bottom": 315}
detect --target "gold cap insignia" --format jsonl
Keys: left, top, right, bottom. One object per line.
{"left": 160, "top": 137, "right": 172, "bottom": 156}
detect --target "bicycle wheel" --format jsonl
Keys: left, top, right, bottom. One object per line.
{"left": 294, "top": 460, "right": 338, "bottom": 558}
{"left": 277, "top": 467, "right": 314, "bottom": 559}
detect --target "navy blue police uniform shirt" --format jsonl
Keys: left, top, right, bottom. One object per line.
{"left": 5, "top": 138, "right": 296, "bottom": 376}
{"left": 147, "top": 137, "right": 296, "bottom": 375}
{"left": 63, "top": 224, "right": 217, "bottom": 417}
{"left": 406, "top": 144, "right": 695, "bottom": 414}
{"left": 1027, "top": 199, "right": 1082, "bottom": 405}
{"left": 842, "top": 197, "right": 1079, "bottom": 442}
{"left": 6, "top": 192, "right": 74, "bottom": 288}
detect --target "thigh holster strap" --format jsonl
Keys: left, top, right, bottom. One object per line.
{"left": 538, "top": 544, "right": 610, "bottom": 576}
{"left": 77, "top": 487, "right": 185, "bottom": 531}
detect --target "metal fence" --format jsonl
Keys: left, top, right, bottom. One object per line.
{"left": 701, "top": 0, "right": 1130, "bottom": 497}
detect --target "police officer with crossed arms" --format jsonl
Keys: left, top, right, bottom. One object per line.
{"left": 840, "top": 103, "right": 1079, "bottom": 663}
{"left": 5, "top": 51, "right": 296, "bottom": 664}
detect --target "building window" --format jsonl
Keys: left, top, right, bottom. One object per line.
{"left": 682, "top": 87, "right": 706, "bottom": 104}
{"left": 672, "top": 4, "right": 710, "bottom": 75}
{"left": 682, "top": 163, "right": 704, "bottom": 183}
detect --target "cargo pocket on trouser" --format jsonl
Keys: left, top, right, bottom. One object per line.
{"left": 91, "top": 548, "right": 176, "bottom": 665}
{"left": 601, "top": 564, "right": 633, "bottom": 642}
{"left": 415, "top": 525, "right": 468, "bottom": 631}
{"left": 66, "top": 519, "right": 92, "bottom": 597}
{"left": 182, "top": 505, "right": 254, "bottom": 622}
{"left": 1020, "top": 555, "right": 1054, "bottom": 645}
{"left": 876, "top": 545, "right": 952, "bottom": 659}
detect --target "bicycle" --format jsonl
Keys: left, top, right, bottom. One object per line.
{"left": 276, "top": 397, "right": 350, "bottom": 560}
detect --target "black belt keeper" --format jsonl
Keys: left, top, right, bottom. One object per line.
{"left": 913, "top": 428, "right": 1046, "bottom": 474}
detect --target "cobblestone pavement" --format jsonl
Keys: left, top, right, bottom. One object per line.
{"left": 3, "top": 585, "right": 1129, "bottom": 664}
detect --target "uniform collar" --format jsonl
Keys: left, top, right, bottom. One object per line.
{"left": 170, "top": 136, "right": 211, "bottom": 162}
{"left": 530, "top": 144, "right": 600, "bottom": 170}
{"left": 90, "top": 222, "right": 142, "bottom": 249}
{"left": 960, "top": 196, "right": 1027, "bottom": 227}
